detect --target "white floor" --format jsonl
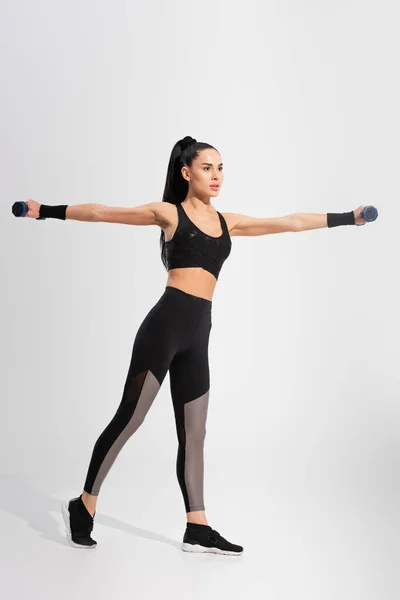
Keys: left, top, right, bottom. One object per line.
{"left": 1, "top": 467, "right": 398, "bottom": 600}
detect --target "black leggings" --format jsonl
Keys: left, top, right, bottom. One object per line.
{"left": 83, "top": 286, "right": 212, "bottom": 513}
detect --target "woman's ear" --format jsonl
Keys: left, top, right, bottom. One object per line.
{"left": 181, "top": 166, "right": 190, "bottom": 182}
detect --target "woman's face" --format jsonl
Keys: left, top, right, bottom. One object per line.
{"left": 182, "top": 148, "right": 224, "bottom": 198}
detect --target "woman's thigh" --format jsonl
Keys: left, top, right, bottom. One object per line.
{"left": 169, "top": 316, "right": 212, "bottom": 438}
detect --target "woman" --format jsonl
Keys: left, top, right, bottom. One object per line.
{"left": 21, "top": 135, "right": 368, "bottom": 555}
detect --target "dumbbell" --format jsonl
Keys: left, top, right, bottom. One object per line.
{"left": 360, "top": 206, "right": 378, "bottom": 221}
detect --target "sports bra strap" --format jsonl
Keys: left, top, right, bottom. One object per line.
{"left": 217, "top": 211, "right": 228, "bottom": 233}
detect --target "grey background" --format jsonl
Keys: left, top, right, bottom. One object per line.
{"left": 1, "top": 1, "right": 399, "bottom": 599}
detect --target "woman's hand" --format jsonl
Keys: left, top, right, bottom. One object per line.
{"left": 24, "top": 199, "right": 41, "bottom": 219}
{"left": 353, "top": 205, "right": 367, "bottom": 226}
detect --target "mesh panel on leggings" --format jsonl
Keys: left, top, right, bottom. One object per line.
{"left": 89, "top": 370, "right": 160, "bottom": 495}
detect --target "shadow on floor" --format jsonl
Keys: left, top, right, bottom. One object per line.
{"left": 0, "top": 473, "right": 181, "bottom": 550}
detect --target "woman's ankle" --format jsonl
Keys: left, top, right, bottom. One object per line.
{"left": 81, "top": 491, "right": 97, "bottom": 517}
{"left": 186, "top": 510, "right": 208, "bottom": 526}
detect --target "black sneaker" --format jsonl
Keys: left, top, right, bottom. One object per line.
{"left": 182, "top": 523, "right": 243, "bottom": 555}
{"left": 61, "top": 495, "right": 97, "bottom": 549}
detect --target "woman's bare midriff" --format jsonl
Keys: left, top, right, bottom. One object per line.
{"left": 166, "top": 268, "right": 217, "bottom": 301}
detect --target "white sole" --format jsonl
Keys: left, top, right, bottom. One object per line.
{"left": 181, "top": 542, "right": 243, "bottom": 556}
{"left": 61, "top": 501, "right": 97, "bottom": 549}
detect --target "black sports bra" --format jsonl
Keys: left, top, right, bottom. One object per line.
{"left": 164, "top": 203, "right": 232, "bottom": 280}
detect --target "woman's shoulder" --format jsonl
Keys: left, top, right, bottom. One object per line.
{"left": 220, "top": 211, "right": 241, "bottom": 235}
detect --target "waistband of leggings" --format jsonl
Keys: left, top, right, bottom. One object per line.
{"left": 164, "top": 286, "right": 212, "bottom": 309}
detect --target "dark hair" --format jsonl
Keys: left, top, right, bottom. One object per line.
{"left": 159, "top": 135, "right": 216, "bottom": 270}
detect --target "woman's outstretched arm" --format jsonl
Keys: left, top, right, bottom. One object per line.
{"left": 223, "top": 205, "right": 367, "bottom": 236}
{"left": 21, "top": 200, "right": 169, "bottom": 227}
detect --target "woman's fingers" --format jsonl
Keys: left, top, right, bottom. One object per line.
{"left": 26, "top": 199, "right": 40, "bottom": 218}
